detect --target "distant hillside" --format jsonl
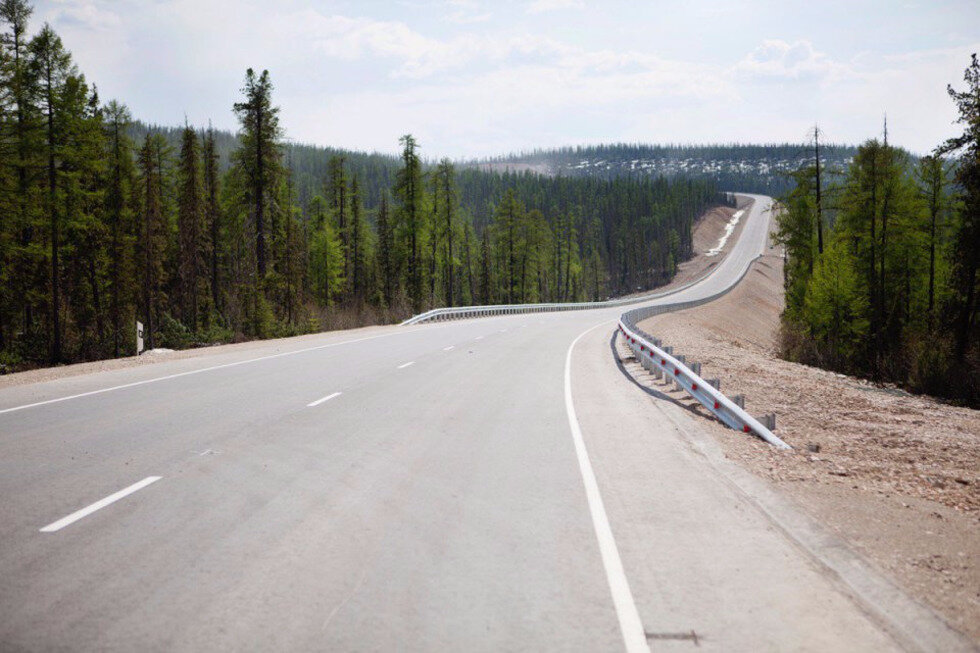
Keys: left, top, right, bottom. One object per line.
{"left": 135, "top": 124, "right": 851, "bottom": 202}
{"left": 470, "top": 143, "right": 860, "bottom": 196}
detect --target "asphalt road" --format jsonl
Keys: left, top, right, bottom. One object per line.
{"left": 0, "top": 195, "right": 914, "bottom": 651}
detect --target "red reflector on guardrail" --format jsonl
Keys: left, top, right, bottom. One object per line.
{"left": 714, "top": 401, "right": 719, "bottom": 409}
{"left": 674, "top": 369, "right": 679, "bottom": 375}
{"left": 691, "top": 383, "right": 698, "bottom": 391}
{"left": 743, "top": 425, "right": 751, "bottom": 433}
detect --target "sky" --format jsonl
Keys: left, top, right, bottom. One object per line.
{"left": 29, "top": 0, "right": 980, "bottom": 159}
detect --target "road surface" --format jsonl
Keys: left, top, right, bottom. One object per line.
{"left": 0, "top": 195, "right": 920, "bottom": 650}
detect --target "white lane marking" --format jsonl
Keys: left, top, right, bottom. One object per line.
{"left": 40, "top": 476, "right": 162, "bottom": 533}
{"left": 0, "top": 327, "right": 450, "bottom": 416}
{"left": 443, "top": 346, "right": 455, "bottom": 351}
{"left": 397, "top": 361, "right": 415, "bottom": 369}
{"left": 499, "top": 329, "right": 508, "bottom": 333}
{"left": 474, "top": 336, "right": 484, "bottom": 340}
{"left": 308, "top": 391, "right": 342, "bottom": 407}
{"left": 565, "top": 322, "right": 647, "bottom": 652}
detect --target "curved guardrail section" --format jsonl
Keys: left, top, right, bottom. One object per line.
{"left": 401, "top": 265, "right": 718, "bottom": 325}
{"left": 617, "top": 274, "right": 790, "bottom": 449}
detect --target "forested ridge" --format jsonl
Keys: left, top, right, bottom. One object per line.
{"left": 474, "top": 142, "right": 860, "bottom": 197}
{"left": 0, "top": 1, "right": 721, "bottom": 370}
{"left": 776, "top": 56, "right": 980, "bottom": 406}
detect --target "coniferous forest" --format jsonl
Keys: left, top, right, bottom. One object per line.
{"left": 0, "top": 1, "right": 720, "bottom": 370}
{"left": 776, "top": 56, "right": 980, "bottom": 405}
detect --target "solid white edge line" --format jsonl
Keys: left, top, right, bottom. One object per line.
{"left": 397, "top": 361, "right": 415, "bottom": 369}
{"left": 565, "top": 321, "right": 647, "bottom": 652}
{"left": 39, "top": 476, "right": 162, "bottom": 533}
{"left": 474, "top": 336, "right": 483, "bottom": 340}
{"left": 0, "top": 326, "right": 453, "bottom": 416}
{"left": 443, "top": 346, "right": 454, "bottom": 351}
{"left": 307, "top": 391, "right": 342, "bottom": 408}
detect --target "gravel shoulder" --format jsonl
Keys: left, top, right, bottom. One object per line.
{"left": 0, "top": 324, "right": 399, "bottom": 391}
{"left": 636, "top": 252, "right": 980, "bottom": 642}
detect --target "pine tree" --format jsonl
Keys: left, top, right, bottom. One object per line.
{"left": 103, "top": 101, "right": 134, "bottom": 357}
{"left": 434, "top": 159, "right": 457, "bottom": 307}
{"left": 30, "top": 23, "right": 75, "bottom": 362}
{"left": 916, "top": 155, "right": 950, "bottom": 328}
{"left": 939, "top": 54, "right": 980, "bottom": 368}
{"left": 493, "top": 189, "right": 523, "bottom": 303}
{"left": 136, "top": 134, "right": 168, "bottom": 351}
{"left": 327, "top": 155, "right": 349, "bottom": 287}
{"left": 802, "top": 239, "right": 868, "bottom": 369}
{"left": 177, "top": 124, "right": 202, "bottom": 331}
{"left": 309, "top": 194, "right": 343, "bottom": 308}
{"left": 231, "top": 68, "right": 281, "bottom": 281}
{"left": 202, "top": 126, "right": 221, "bottom": 314}
{"left": 394, "top": 134, "right": 425, "bottom": 312}
{"left": 479, "top": 227, "right": 492, "bottom": 305}
{"left": 375, "top": 195, "right": 395, "bottom": 307}
{"left": 59, "top": 76, "right": 105, "bottom": 359}
{"left": 350, "top": 174, "right": 365, "bottom": 301}
{"left": 1, "top": 0, "right": 40, "bottom": 352}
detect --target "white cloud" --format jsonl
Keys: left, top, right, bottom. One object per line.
{"left": 41, "top": 0, "right": 121, "bottom": 31}
{"left": 526, "top": 0, "right": 584, "bottom": 15}
{"left": 734, "top": 39, "right": 847, "bottom": 82}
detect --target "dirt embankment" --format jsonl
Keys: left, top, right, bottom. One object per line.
{"left": 636, "top": 252, "right": 980, "bottom": 641}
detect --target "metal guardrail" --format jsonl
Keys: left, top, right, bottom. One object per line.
{"left": 618, "top": 309, "right": 790, "bottom": 449}
{"left": 400, "top": 263, "right": 720, "bottom": 326}
{"left": 616, "top": 257, "right": 790, "bottom": 449}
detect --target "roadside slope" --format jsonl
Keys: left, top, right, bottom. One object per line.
{"left": 636, "top": 251, "right": 980, "bottom": 641}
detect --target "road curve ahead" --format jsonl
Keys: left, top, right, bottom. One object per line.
{"left": 0, "top": 195, "right": 907, "bottom": 651}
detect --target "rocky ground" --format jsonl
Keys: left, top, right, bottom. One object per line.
{"left": 635, "top": 251, "right": 980, "bottom": 642}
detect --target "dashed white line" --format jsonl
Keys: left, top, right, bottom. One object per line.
{"left": 307, "top": 391, "right": 342, "bottom": 407}
{"left": 443, "top": 346, "right": 455, "bottom": 351}
{"left": 474, "top": 336, "right": 484, "bottom": 341}
{"left": 39, "top": 476, "right": 162, "bottom": 533}
{"left": 397, "top": 361, "right": 415, "bottom": 369}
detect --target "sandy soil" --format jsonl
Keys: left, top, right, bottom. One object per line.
{"left": 634, "top": 252, "right": 980, "bottom": 642}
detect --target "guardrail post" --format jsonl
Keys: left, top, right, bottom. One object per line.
{"left": 707, "top": 378, "right": 721, "bottom": 390}
{"left": 733, "top": 394, "right": 745, "bottom": 409}
{"left": 674, "top": 355, "right": 686, "bottom": 390}
{"left": 760, "top": 413, "right": 776, "bottom": 430}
